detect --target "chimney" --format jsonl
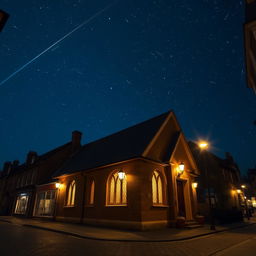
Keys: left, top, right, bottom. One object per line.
{"left": 72, "top": 130, "right": 82, "bottom": 152}
{"left": 26, "top": 151, "right": 37, "bottom": 165}
{"left": 3, "top": 161, "right": 12, "bottom": 175}
{"left": 12, "top": 160, "right": 19, "bottom": 167}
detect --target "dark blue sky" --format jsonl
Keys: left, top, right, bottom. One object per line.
{"left": 0, "top": 0, "right": 255, "bottom": 173}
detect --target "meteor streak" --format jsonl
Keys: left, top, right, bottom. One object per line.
{"left": 0, "top": 1, "right": 117, "bottom": 87}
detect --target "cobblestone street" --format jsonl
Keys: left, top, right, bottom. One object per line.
{"left": 1, "top": 222, "right": 256, "bottom": 256}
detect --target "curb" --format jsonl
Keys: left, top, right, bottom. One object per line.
{"left": 17, "top": 222, "right": 256, "bottom": 243}
{"left": 1, "top": 218, "right": 255, "bottom": 243}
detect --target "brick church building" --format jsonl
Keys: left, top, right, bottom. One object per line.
{"left": 0, "top": 111, "right": 200, "bottom": 230}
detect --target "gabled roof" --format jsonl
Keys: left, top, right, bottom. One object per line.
{"left": 1, "top": 142, "right": 72, "bottom": 178}
{"left": 53, "top": 111, "right": 172, "bottom": 177}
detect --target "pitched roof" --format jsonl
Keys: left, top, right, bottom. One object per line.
{"left": 53, "top": 111, "right": 171, "bottom": 177}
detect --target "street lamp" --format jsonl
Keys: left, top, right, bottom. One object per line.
{"left": 241, "top": 185, "right": 250, "bottom": 220}
{"left": 198, "top": 140, "right": 216, "bottom": 230}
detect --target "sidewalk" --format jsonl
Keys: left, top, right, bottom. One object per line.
{"left": 0, "top": 216, "right": 255, "bottom": 242}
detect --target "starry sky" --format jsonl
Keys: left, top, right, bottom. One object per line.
{"left": 0, "top": 0, "right": 255, "bottom": 173}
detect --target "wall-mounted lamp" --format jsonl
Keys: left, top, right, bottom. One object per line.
{"left": 55, "top": 182, "right": 61, "bottom": 189}
{"left": 177, "top": 162, "right": 185, "bottom": 176}
{"left": 192, "top": 182, "right": 198, "bottom": 189}
{"left": 237, "top": 189, "right": 242, "bottom": 194}
{"left": 241, "top": 185, "right": 246, "bottom": 189}
{"left": 118, "top": 170, "right": 125, "bottom": 180}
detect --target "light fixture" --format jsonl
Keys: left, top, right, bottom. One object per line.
{"left": 178, "top": 162, "right": 185, "bottom": 176}
{"left": 55, "top": 182, "right": 61, "bottom": 189}
{"left": 198, "top": 141, "right": 209, "bottom": 150}
{"left": 192, "top": 182, "right": 198, "bottom": 189}
{"left": 241, "top": 185, "right": 246, "bottom": 189}
{"left": 118, "top": 170, "right": 125, "bottom": 180}
{"left": 237, "top": 189, "right": 242, "bottom": 194}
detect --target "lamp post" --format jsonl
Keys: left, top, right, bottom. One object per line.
{"left": 241, "top": 185, "right": 250, "bottom": 220}
{"left": 198, "top": 141, "right": 216, "bottom": 230}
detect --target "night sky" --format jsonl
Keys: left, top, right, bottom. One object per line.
{"left": 0, "top": 0, "right": 255, "bottom": 173}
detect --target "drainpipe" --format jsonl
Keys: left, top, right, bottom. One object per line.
{"left": 165, "top": 165, "right": 175, "bottom": 226}
{"left": 80, "top": 173, "right": 87, "bottom": 224}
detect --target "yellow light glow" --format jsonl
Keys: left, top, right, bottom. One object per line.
{"left": 237, "top": 189, "right": 242, "bottom": 194}
{"left": 198, "top": 141, "right": 208, "bottom": 149}
{"left": 192, "top": 182, "right": 198, "bottom": 189}
{"left": 118, "top": 171, "right": 125, "bottom": 180}
{"left": 177, "top": 162, "right": 185, "bottom": 176}
{"left": 244, "top": 196, "right": 247, "bottom": 199}
{"left": 55, "top": 183, "right": 61, "bottom": 189}
{"left": 178, "top": 162, "right": 185, "bottom": 171}
{"left": 241, "top": 185, "right": 246, "bottom": 189}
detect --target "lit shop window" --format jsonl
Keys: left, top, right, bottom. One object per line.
{"left": 66, "top": 180, "right": 76, "bottom": 206}
{"left": 107, "top": 171, "right": 127, "bottom": 205}
{"left": 14, "top": 194, "right": 29, "bottom": 214}
{"left": 34, "top": 190, "right": 56, "bottom": 217}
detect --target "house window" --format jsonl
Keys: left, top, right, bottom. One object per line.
{"left": 34, "top": 190, "right": 56, "bottom": 217}
{"left": 14, "top": 194, "right": 29, "bottom": 214}
{"left": 89, "top": 180, "right": 95, "bottom": 205}
{"left": 107, "top": 171, "right": 127, "bottom": 205}
{"left": 152, "top": 170, "right": 164, "bottom": 205}
{"left": 66, "top": 180, "right": 76, "bottom": 206}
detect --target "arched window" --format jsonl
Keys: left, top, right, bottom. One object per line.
{"left": 89, "top": 180, "right": 95, "bottom": 205}
{"left": 152, "top": 170, "right": 164, "bottom": 205}
{"left": 66, "top": 180, "right": 76, "bottom": 206}
{"left": 107, "top": 171, "right": 127, "bottom": 205}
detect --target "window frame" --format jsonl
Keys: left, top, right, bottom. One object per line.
{"left": 66, "top": 180, "right": 76, "bottom": 207}
{"left": 152, "top": 170, "right": 167, "bottom": 206}
{"left": 106, "top": 171, "right": 127, "bottom": 206}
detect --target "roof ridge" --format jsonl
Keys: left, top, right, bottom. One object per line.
{"left": 81, "top": 110, "right": 172, "bottom": 148}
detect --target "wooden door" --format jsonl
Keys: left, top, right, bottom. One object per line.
{"left": 177, "top": 180, "right": 186, "bottom": 217}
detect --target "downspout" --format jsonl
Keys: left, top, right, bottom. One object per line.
{"left": 164, "top": 164, "right": 175, "bottom": 227}
{"left": 80, "top": 173, "right": 87, "bottom": 224}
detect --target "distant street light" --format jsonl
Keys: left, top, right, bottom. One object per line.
{"left": 198, "top": 140, "right": 216, "bottom": 230}
{"left": 241, "top": 185, "right": 250, "bottom": 220}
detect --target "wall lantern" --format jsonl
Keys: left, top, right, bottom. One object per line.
{"left": 177, "top": 162, "right": 185, "bottom": 176}
{"left": 118, "top": 170, "right": 125, "bottom": 180}
{"left": 237, "top": 189, "right": 242, "bottom": 194}
{"left": 55, "top": 182, "right": 61, "bottom": 189}
{"left": 192, "top": 182, "right": 198, "bottom": 189}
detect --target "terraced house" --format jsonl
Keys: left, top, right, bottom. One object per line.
{"left": 0, "top": 111, "right": 200, "bottom": 230}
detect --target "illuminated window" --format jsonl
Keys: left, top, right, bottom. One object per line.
{"left": 152, "top": 170, "right": 165, "bottom": 205}
{"left": 107, "top": 171, "right": 127, "bottom": 205}
{"left": 89, "top": 180, "right": 95, "bottom": 205}
{"left": 14, "top": 194, "right": 29, "bottom": 214}
{"left": 66, "top": 180, "right": 76, "bottom": 206}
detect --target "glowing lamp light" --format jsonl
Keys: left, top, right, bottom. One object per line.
{"left": 241, "top": 185, "right": 246, "bottom": 189}
{"left": 198, "top": 141, "right": 208, "bottom": 150}
{"left": 118, "top": 171, "right": 125, "bottom": 180}
{"left": 192, "top": 182, "right": 198, "bottom": 189}
{"left": 55, "top": 182, "right": 61, "bottom": 189}
{"left": 178, "top": 162, "right": 185, "bottom": 176}
{"left": 237, "top": 189, "right": 242, "bottom": 194}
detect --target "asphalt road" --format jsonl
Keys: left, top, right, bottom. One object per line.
{"left": 1, "top": 222, "right": 256, "bottom": 256}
